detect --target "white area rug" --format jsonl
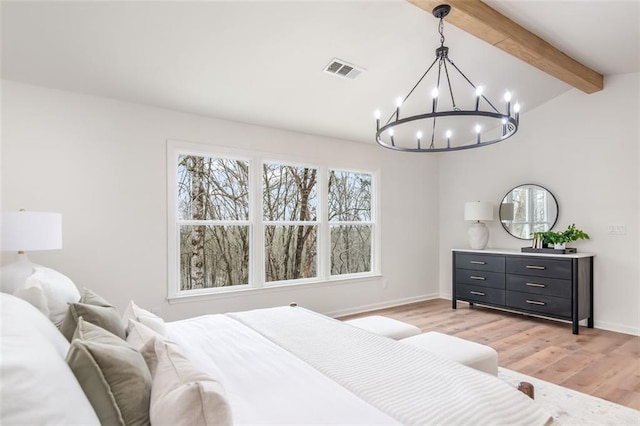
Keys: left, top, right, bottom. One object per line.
{"left": 499, "top": 367, "right": 640, "bottom": 425}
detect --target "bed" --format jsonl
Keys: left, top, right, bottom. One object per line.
{"left": 1, "top": 291, "right": 552, "bottom": 425}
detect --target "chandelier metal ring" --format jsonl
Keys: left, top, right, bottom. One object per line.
{"left": 376, "top": 111, "right": 518, "bottom": 153}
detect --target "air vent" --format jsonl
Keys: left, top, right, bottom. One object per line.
{"left": 323, "top": 58, "right": 364, "bottom": 80}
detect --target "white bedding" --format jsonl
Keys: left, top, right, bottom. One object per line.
{"left": 168, "top": 306, "right": 552, "bottom": 425}
{"left": 166, "top": 314, "right": 399, "bottom": 425}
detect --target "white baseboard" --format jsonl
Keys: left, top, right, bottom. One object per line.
{"left": 594, "top": 320, "right": 640, "bottom": 336}
{"left": 326, "top": 292, "right": 640, "bottom": 336}
{"left": 325, "top": 293, "right": 440, "bottom": 318}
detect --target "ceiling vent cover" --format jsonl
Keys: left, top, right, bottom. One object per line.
{"left": 323, "top": 58, "right": 364, "bottom": 80}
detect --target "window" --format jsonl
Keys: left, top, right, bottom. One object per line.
{"left": 328, "top": 170, "right": 372, "bottom": 275}
{"left": 263, "top": 163, "right": 318, "bottom": 282}
{"left": 177, "top": 155, "right": 250, "bottom": 290}
{"left": 168, "top": 142, "right": 378, "bottom": 298}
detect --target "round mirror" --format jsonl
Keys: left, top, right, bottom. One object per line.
{"left": 499, "top": 184, "right": 558, "bottom": 240}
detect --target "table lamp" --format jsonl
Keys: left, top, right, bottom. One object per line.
{"left": 464, "top": 201, "right": 493, "bottom": 250}
{"left": 0, "top": 210, "right": 62, "bottom": 294}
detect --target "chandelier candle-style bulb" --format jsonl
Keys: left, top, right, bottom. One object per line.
{"left": 504, "top": 91, "right": 512, "bottom": 116}
{"left": 374, "top": 110, "right": 381, "bottom": 131}
{"left": 475, "top": 124, "right": 482, "bottom": 144}
{"left": 389, "top": 128, "right": 395, "bottom": 146}
{"left": 431, "top": 87, "right": 439, "bottom": 112}
{"left": 417, "top": 131, "right": 423, "bottom": 149}
{"left": 514, "top": 103, "right": 521, "bottom": 124}
{"left": 501, "top": 118, "right": 507, "bottom": 136}
{"left": 446, "top": 130, "right": 452, "bottom": 148}
{"left": 396, "top": 97, "right": 403, "bottom": 121}
{"left": 474, "top": 86, "right": 484, "bottom": 110}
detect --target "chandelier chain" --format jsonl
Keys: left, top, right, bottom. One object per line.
{"left": 439, "top": 17, "right": 445, "bottom": 47}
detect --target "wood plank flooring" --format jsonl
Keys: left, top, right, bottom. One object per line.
{"left": 338, "top": 299, "right": 640, "bottom": 410}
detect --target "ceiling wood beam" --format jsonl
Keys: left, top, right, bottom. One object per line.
{"left": 407, "top": 0, "right": 603, "bottom": 94}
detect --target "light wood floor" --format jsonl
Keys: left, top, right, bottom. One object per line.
{"left": 339, "top": 299, "right": 640, "bottom": 410}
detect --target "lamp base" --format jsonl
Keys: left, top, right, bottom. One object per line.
{"left": 0, "top": 253, "right": 37, "bottom": 294}
{"left": 468, "top": 222, "right": 489, "bottom": 250}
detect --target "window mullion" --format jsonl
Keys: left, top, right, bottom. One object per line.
{"left": 372, "top": 169, "right": 381, "bottom": 275}
{"left": 252, "top": 157, "right": 264, "bottom": 288}
{"left": 318, "top": 166, "right": 329, "bottom": 281}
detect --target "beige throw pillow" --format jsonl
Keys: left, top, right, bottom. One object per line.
{"left": 122, "top": 300, "right": 167, "bottom": 337}
{"left": 66, "top": 317, "right": 152, "bottom": 426}
{"left": 59, "top": 289, "right": 126, "bottom": 342}
{"left": 150, "top": 339, "right": 233, "bottom": 426}
{"left": 126, "top": 319, "right": 163, "bottom": 350}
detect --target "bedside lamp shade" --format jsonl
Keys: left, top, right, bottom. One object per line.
{"left": 1, "top": 211, "right": 62, "bottom": 251}
{"left": 464, "top": 202, "right": 494, "bottom": 222}
{"left": 464, "top": 202, "right": 493, "bottom": 250}
{"left": 0, "top": 211, "right": 62, "bottom": 294}
{"left": 499, "top": 203, "right": 514, "bottom": 221}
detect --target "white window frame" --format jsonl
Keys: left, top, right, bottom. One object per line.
{"left": 167, "top": 140, "right": 381, "bottom": 301}
{"left": 262, "top": 159, "right": 320, "bottom": 285}
{"left": 327, "top": 168, "right": 377, "bottom": 278}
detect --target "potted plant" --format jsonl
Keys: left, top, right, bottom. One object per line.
{"left": 541, "top": 224, "right": 590, "bottom": 249}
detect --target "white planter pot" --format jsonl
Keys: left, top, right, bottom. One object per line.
{"left": 553, "top": 243, "right": 566, "bottom": 250}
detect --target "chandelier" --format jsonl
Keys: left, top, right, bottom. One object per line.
{"left": 374, "top": 4, "right": 521, "bottom": 152}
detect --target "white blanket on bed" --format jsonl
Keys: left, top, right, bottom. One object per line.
{"left": 166, "top": 314, "right": 399, "bottom": 425}
{"left": 229, "top": 306, "right": 552, "bottom": 426}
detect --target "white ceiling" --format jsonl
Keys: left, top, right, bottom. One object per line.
{"left": 2, "top": 1, "right": 638, "bottom": 145}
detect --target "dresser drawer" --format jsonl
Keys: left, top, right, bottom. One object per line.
{"left": 506, "top": 257, "right": 571, "bottom": 279}
{"left": 456, "top": 269, "right": 505, "bottom": 289}
{"left": 457, "top": 284, "right": 505, "bottom": 305}
{"left": 506, "top": 274, "right": 571, "bottom": 298}
{"left": 455, "top": 253, "right": 505, "bottom": 273}
{"left": 506, "top": 290, "right": 571, "bottom": 318}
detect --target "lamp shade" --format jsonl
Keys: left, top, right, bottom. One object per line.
{"left": 499, "top": 203, "right": 514, "bottom": 221}
{"left": 464, "top": 202, "right": 493, "bottom": 222}
{"left": 1, "top": 211, "right": 62, "bottom": 251}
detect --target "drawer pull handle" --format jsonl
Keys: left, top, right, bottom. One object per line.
{"left": 526, "top": 300, "right": 546, "bottom": 306}
{"left": 525, "top": 282, "right": 546, "bottom": 288}
{"left": 470, "top": 261, "right": 486, "bottom": 265}
{"left": 470, "top": 291, "right": 486, "bottom": 296}
{"left": 526, "top": 265, "right": 546, "bottom": 270}
{"left": 470, "top": 276, "right": 486, "bottom": 280}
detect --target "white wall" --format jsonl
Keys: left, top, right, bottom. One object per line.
{"left": 3, "top": 74, "right": 639, "bottom": 335}
{"left": 1, "top": 80, "right": 440, "bottom": 321}
{"left": 438, "top": 73, "right": 640, "bottom": 335}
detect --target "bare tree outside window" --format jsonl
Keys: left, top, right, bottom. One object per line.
{"left": 263, "top": 164, "right": 317, "bottom": 282}
{"left": 171, "top": 146, "right": 377, "bottom": 294}
{"left": 328, "top": 170, "right": 372, "bottom": 275}
{"left": 177, "top": 155, "right": 249, "bottom": 290}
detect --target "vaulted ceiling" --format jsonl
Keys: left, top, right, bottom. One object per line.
{"left": 2, "top": 1, "right": 638, "bottom": 144}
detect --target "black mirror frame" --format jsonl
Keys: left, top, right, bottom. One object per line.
{"left": 499, "top": 183, "right": 559, "bottom": 240}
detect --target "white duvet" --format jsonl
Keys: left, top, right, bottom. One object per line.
{"left": 167, "top": 313, "right": 398, "bottom": 425}
{"left": 167, "top": 306, "right": 551, "bottom": 425}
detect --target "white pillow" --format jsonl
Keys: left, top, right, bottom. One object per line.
{"left": 13, "top": 281, "right": 50, "bottom": 318}
{"left": 150, "top": 339, "right": 233, "bottom": 426}
{"left": 0, "top": 293, "right": 100, "bottom": 425}
{"left": 126, "top": 319, "right": 164, "bottom": 350}
{"left": 20, "top": 266, "right": 81, "bottom": 326}
{"left": 1, "top": 292, "right": 69, "bottom": 357}
{"left": 122, "top": 300, "right": 167, "bottom": 336}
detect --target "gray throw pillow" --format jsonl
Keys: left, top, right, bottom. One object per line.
{"left": 66, "top": 317, "right": 151, "bottom": 426}
{"left": 59, "top": 289, "right": 126, "bottom": 342}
